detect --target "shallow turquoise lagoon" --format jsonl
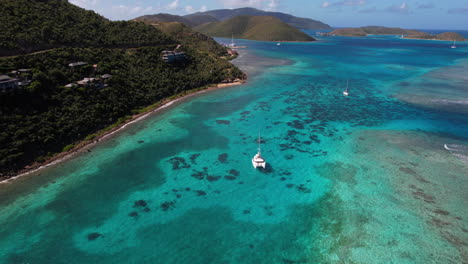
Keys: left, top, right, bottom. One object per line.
{"left": 0, "top": 35, "right": 467, "bottom": 263}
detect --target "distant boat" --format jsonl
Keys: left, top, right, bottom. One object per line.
{"left": 277, "top": 43, "right": 281, "bottom": 46}
{"left": 252, "top": 133, "right": 266, "bottom": 169}
{"left": 343, "top": 80, "right": 349, "bottom": 97}
{"left": 228, "top": 33, "right": 236, "bottom": 47}
{"left": 451, "top": 40, "right": 457, "bottom": 49}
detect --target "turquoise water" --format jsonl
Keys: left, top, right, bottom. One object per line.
{"left": 0, "top": 35, "right": 467, "bottom": 263}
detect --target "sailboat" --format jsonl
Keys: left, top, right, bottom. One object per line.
{"left": 252, "top": 133, "right": 266, "bottom": 169}
{"left": 451, "top": 40, "right": 457, "bottom": 49}
{"left": 343, "top": 80, "right": 349, "bottom": 97}
{"left": 228, "top": 33, "right": 236, "bottom": 47}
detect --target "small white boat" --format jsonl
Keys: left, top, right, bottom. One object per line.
{"left": 343, "top": 80, "right": 349, "bottom": 97}
{"left": 451, "top": 40, "right": 457, "bottom": 49}
{"left": 252, "top": 134, "right": 266, "bottom": 169}
{"left": 228, "top": 33, "right": 236, "bottom": 47}
{"left": 277, "top": 43, "right": 281, "bottom": 46}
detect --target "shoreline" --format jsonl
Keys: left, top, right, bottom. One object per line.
{"left": 0, "top": 80, "right": 245, "bottom": 184}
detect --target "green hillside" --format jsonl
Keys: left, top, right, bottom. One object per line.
{"left": 329, "top": 26, "right": 427, "bottom": 37}
{"left": 186, "top": 7, "right": 332, "bottom": 29}
{"left": 195, "top": 16, "right": 315, "bottom": 42}
{"left": 134, "top": 13, "right": 218, "bottom": 28}
{"left": 143, "top": 22, "right": 229, "bottom": 57}
{"left": 0, "top": 0, "right": 243, "bottom": 176}
{"left": 0, "top": 0, "right": 173, "bottom": 55}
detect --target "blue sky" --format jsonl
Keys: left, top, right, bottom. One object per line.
{"left": 71, "top": 0, "right": 468, "bottom": 29}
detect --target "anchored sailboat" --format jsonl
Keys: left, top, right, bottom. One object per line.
{"left": 451, "top": 40, "right": 457, "bottom": 49}
{"left": 343, "top": 80, "right": 349, "bottom": 97}
{"left": 228, "top": 33, "right": 236, "bottom": 47}
{"left": 252, "top": 133, "right": 266, "bottom": 169}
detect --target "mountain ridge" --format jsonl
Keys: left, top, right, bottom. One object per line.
{"left": 194, "top": 15, "right": 315, "bottom": 42}
{"left": 135, "top": 7, "right": 331, "bottom": 30}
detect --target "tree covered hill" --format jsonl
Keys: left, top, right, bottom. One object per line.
{"left": 186, "top": 7, "right": 332, "bottom": 29}
{"left": 194, "top": 16, "right": 316, "bottom": 42}
{"left": 134, "top": 7, "right": 332, "bottom": 30}
{"left": 0, "top": 0, "right": 174, "bottom": 55}
{"left": 0, "top": 0, "right": 244, "bottom": 176}
{"left": 133, "top": 21, "right": 228, "bottom": 57}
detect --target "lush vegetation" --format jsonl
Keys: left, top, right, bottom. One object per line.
{"left": 0, "top": 0, "right": 173, "bottom": 55}
{"left": 137, "top": 21, "right": 229, "bottom": 57}
{"left": 135, "top": 7, "right": 331, "bottom": 30}
{"left": 134, "top": 13, "right": 218, "bottom": 28}
{"left": 195, "top": 16, "right": 316, "bottom": 42}
{"left": 0, "top": 0, "right": 244, "bottom": 176}
{"left": 186, "top": 7, "right": 332, "bottom": 30}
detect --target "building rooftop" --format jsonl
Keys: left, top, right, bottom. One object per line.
{"left": 0, "top": 75, "right": 10, "bottom": 81}
{"left": 69, "top": 62, "right": 88, "bottom": 67}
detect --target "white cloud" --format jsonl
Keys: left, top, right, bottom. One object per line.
{"left": 167, "top": 0, "right": 179, "bottom": 10}
{"left": 322, "top": 1, "right": 331, "bottom": 8}
{"left": 321, "top": 0, "right": 366, "bottom": 8}
{"left": 220, "top": 0, "right": 280, "bottom": 10}
{"left": 386, "top": 2, "right": 410, "bottom": 13}
{"left": 70, "top": 0, "right": 98, "bottom": 9}
{"left": 185, "top": 5, "right": 194, "bottom": 13}
{"left": 108, "top": 4, "right": 156, "bottom": 20}
{"left": 266, "top": 0, "right": 278, "bottom": 11}
{"left": 200, "top": 5, "right": 208, "bottom": 12}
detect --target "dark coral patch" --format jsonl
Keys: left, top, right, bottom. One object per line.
{"left": 216, "top": 120, "right": 231, "bottom": 125}
{"left": 87, "top": 232, "right": 102, "bottom": 241}
{"left": 133, "top": 200, "right": 147, "bottom": 207}
{"left": 229, "top": 169, "right": 240, "bottom": 176}
{"left": 287, "top": 120, "right": 305, "bottom": 129}
{"left": 218, "top": 153, "right": 228, "bottom": 163}
{"left": 129, "top": 211, "right": 139, "bottom": 218}
{"left": 296, "top": 184, "right": 312, "bottom": 193}
{"left": 195, "top": 190, "right": 206, "bottom": 196}
{"left": 191, "top": 170, "right": 207, "bottom": 180}
{"left": 161, "top": 201, "right": 176, "bottom": 211}
{"left": 138, "top": 140, "right": 145, "bottom": 144}
{"left": 286, "top": 184, "right": 295, "bottom": 188}
{"left": 168, "top": 157, "right": 191, "bottom": 170}
{"left": 207, "top": 175, "right": 221, "bottom": 182}
{"left": 190, "top": 153, "right": 201, "bottom": 164}
{"left": 224, "top": 176, "right": 237, "bottom": 180}
{"left": 143, "top": 208, "right": 151, "bottom": 212}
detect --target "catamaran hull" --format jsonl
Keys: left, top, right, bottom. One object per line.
{"left": 252, "top": 159, "right": 266, "bottom": 169}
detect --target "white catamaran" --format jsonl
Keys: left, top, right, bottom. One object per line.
{"left": 343, "top": 80, "right": 349, "bottom": 97}
{"left": 252, "top": 134, "right": 266, "bottom": 169}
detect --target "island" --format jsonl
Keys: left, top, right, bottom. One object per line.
{"left": 328, "top": 26, "right": 466, "bottom": 41}
{"left": 194, "top": 15, "right": 316, "bottom": 42}
{"left": 135, "top": 7, "right": 332, "bottom": 30}
{"left": 0, "top": 0, "right": 244, "bottom": 178}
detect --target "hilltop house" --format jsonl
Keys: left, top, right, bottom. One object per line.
{"left": 161, "top": 50, "right": 187, "bottom": 63}
{"left": 0, "top": 75, "right": 19, "bottom": 92}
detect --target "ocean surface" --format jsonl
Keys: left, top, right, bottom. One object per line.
{"left": 0, "top": 33, "right": 467, "bottom": 263}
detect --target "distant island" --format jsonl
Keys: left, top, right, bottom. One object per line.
{"left": 134, "top": 7, "right": 332, "bottom": 30}
{"left": 194, "top": 15, "right": 316, "bottom": 42}
{"left": 328, "top": 26, "right": 466, "bottom": 41}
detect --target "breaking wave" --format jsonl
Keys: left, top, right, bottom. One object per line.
{"left": 444, "top": 144, "right": 468, "bottom": 163}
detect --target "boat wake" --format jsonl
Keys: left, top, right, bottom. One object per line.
{"left": 444, "top": 144, "right": 468, "bottom": 163}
